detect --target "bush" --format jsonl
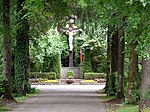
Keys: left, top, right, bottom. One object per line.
{"left": 82, "top": 49, "right": 93, "bottom": 74}
{"left": 29, "top": 72, "right": 57, "bottom": 80}
{"left": 84, "top": 72, "right": 106, "bottom": 80}
{"left": 0, "top": 74, "right": 4, "bottom": 97}
{"left": 67, "top": 70, "right": 74, "bottom": 78}
{"left": 50, "top": 54, "right": 61, "bottom": 79}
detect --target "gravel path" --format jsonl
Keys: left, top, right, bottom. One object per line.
{"left": 9, "top": 85, "right": 107, "bottom": 112}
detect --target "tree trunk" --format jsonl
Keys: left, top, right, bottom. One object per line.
{"left": 106, "top": 26, "right": 118, "bottom": 96}
{"left": 127, "top": 41, "right": 140, "bottom": 104}
{"left": 105, "top": 26, "right": 111, "bottom": 94}
{"left": 139, "top": 45, "right": 150, "bottom": 111}
{"left": 117, "top": 17, "right": 125, "bottom": 100}
{"left": 110, "top": 28, "right": 118, "bottom": 96}
{"left": 2, "top": 0, "right": 13, "bottom": 100}
{"left": 13, "top": 0, "right": 30, "bottom": 95}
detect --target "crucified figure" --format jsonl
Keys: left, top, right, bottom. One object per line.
{"left": 63, "top": 18, "right": 82, "bottom": 51}
{"left": 66, "top": 27, "right": 82, "bottom": 51}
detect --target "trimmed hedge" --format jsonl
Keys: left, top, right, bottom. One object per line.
{"left": 84, "top": 72, "right": 106, "bottom": 80}
{"left": 29, "top": 72, "right": 57, "bottom": 79}
{"left": 67, "top": 70, "right": 74, "bottom": 78}
{"left": 82, "top": 49, "right": 93, "bottom": 74}
{"left": 50, "top": 53, "right": 61, "bottom": 79}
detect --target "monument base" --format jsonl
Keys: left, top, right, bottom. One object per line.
{"left": 61, "top": 67, "right": 82, "bottom": 79}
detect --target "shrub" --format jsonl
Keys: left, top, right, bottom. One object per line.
{"left": 82, "top": 49, "right": 93, "bottom": 74}
{"left": 67, "top": 70, "right": 74, "bottom": 78}
{"left": 50, "top": 54, "right": 61, "bottom": 79}
{"left": 84, "top": 72, "right": 106, "bottom": 80}
{"left": 29, "top": 72, "right": 57, "bottom": 80}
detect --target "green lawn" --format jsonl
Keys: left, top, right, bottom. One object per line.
{"left": 111, "top": 105, "right": 138, "bottom": 112}
{"left": 15, "top": 89, "right": 40, "bottom": 102}
{"left": 100, "top": 95, "right": 139, "bottom": 112}
{"left": 0, "top": 106, "right": 11, "bottom": 112}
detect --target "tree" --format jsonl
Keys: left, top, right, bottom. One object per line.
{"left": 13, "top": 0, "right": 30, "bottom": 96}
{"left": 2, "top": 0, "right": 13, "bottom": 100}
{"left": 116, "top": 16, "right": 125, "bottom": 100}
{"left": 105, "top": 27, "right": 111, "bottom": 94}
{"left": 125, "top": 0, "right": 150, "bottom": 104}
{"left": 127, "top": 41, "right": 139, "bottom": 104}
{"left": 107, "top": 27, "right": 119, "bottom": 96}
{"left": 139, "top": 45, "right": 150, "bottom": 111}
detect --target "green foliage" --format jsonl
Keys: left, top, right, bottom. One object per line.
{"left": 0, "top": 75, "right": 4, "bottom": 97}
{"left": 50, "top": 54, "right": 61, "bottom": 79}
{"left": 14, "top": 88, "right": 39, "bottom": 101}
{"left": 84, "top": 72, "right": 105, "bottom": 80}
{"left": 30, "top": 28, "right": 64, "bottom": 74}
{"left": 12, "top": 0, "right": 31, "bottom": 96}
{"left": 111, "top": 105, "right": 138, "bottom": 112}
{"left": 0, "top": 106, "right": 11, "bottom": 112}
{"left": 107, "top": 72, "right": 117, "bottom": 96}
{"left": 28, "top": 88, "right": 40, "bottom": 94}
{"left": 67, "top": 70, "right": 74, "bottom": 78}
{"left": 80, "top": 16, "right": 107, "bottom": 73}
{"left": 144, "top": 88, "right": 150, "bottom": 100}
{"left": 30, "top": 72, "right": 57, "bottom": 80}
{"left": 82, "top": 49, "right": 92, "bottom": 73}
{"left": 30, "top": 28, "right": 64, "bottom": 63}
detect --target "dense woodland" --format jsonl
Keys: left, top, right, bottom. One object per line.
{"left": 0, "top": 0, "right": 150, "bottom": 111}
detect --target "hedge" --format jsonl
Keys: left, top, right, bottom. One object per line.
{"left": 82, "top": 49, "right": 93, "bottom": 74}
{"left": 67, "top": 70, "right": 74, "bottom": 78}
{"left": 84, "top": 72, "right": 106, "bottom": 80}
{"left": 50, "top": 53, "right": 61, "bottom": 79}
{"left": 29, "top": 72, "right": 57, "bottom": 79}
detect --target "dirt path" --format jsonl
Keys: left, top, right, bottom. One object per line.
{"left": 9, "top": 85, "right": 107, "bottom": 112}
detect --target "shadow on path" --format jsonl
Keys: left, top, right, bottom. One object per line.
{"left": 9, "top": 85, "right": 107, "bottom": 112}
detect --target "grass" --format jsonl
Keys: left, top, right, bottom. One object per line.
{"left": 0, "top": 88, "right": 40, "bottom": 112}
{"left": 0, "top": 106, "right": 11, "bottom": 112}
{"left": 110, "top": 105, "right": 138, "bottom": 112}
{"left": 100, "top": 95, "right": 139, "bottom": 112}
{"left": 15, "top": 89, "right": 40, "bottom": 102}
{"left": 142, "top": 108, "right": 150, "bottom": 112}
{"left": 100, "top": 95, "right": 116, "bottom": 101}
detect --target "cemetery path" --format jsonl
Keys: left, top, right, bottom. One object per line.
{"left": 9, "top": 85, "right": 107, "bottom": 112}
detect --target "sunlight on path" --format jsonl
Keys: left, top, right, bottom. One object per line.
{"left": 31, "top": 85, "right": 105, "bottom": 92}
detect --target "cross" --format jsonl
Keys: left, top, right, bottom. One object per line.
{"left": 62, "top": 18, "right": 82, "bottom": 67}
{"left": 66, "top": 28, "right": 82, "bottom": 51}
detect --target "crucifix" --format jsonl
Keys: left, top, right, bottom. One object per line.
{"left": 63, "top": 18, "right": 82, "bottom": 67}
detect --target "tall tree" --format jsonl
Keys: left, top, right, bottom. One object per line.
{"left": 109, "top": 27, "right": 119, "bottom": 96}
{"left": 105, "top": 27, "right": 111, "bottom": 94}
{"left": 139, "top": 45, "right": 150, "bottom": 111}
{"left": 116, "top": 16, "right": 125, "bottom": 100}
{"left": 127, "top": 41, "right": 139, "bottom": 104}
{"left": 13, "top": 0, "right": 30, "bottom": 95}
{"left": 2, "top": 0, "right": 13, "bottom": 99}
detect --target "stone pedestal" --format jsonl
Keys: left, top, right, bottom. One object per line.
{"left": 61, "top": 67, "right": 82, "bottom": 79}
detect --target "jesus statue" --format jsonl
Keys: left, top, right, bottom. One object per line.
{"left": 64, "top": 18, "right": 82, "bottom": 51}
